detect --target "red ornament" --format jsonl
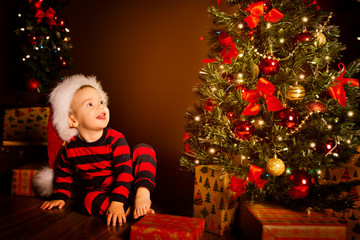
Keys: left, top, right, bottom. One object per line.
{"left": 29, "top": 0, "right": 43, "bottom": 10}
{"left": 235, "top": 85, "right": 248, "bottom": 97}
{"left": 275, "top": 108, "right": 302, "bottom": 132}
{"left": 288, "top": 170, "right": 315, "bottom": 199}
{"left": 59, "top": 57, "right": 69, "bottom": 68}
{"left": 259, "top": 58, "right": 280, "bottom": 76}
{"left": 293, "top": 32, "right": 312, "bottom": 46}
{"left": 227, "top": 111, "right": 234, "bottom": 119}
{"left": 55, "top": 16, "right": 68, "bottom": 30}
{"left": 222, "top": 73, "right": 235, "bottom": 84}
{"left": 234, "top": 121, "right": 255, "bottom": 140}
{"left": 205, "top": 99, "right": 216, "bottom": 112}
{"left": 263, "top": 0, "right": 273, "bottom": 14}
{"left": 183, "top": 132, "right": 193, "bottom": 154}
{"left": 26, "top": 78, "right": 41, "bottom": 91}
{"left": 28, "top": 33, "right": 38, "bottom": 45}
{"left": 319, "top": 138, "right": 337, "bottom": 155}
{"left": 305, "top": 100, "right": 326, "bottom": 114}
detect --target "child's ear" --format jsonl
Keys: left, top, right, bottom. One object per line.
{"left": 68, "top": 114, "right": 78, "bottom": 128}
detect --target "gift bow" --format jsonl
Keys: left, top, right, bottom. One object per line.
{"left": 328, "top": 63, "right": 359, "bottom": 108}
{"left": 35, "top": 8, "right": 57, "bottom": 26}
{"left": 241, "top": 77, "right": 283, "bottom": 115}
{"left": 230, "top": 165, "right": 267, "bottom": 201}
{"left": 202, "top": 31, "right": 238, "bottom": 64}
{"left": 244, "top": 1, "right": 284, "bottom": 28}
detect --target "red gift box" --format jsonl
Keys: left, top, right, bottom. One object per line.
{"left": 130, "top": 214, "right": 205, "bottom": 240}
{"left": 239, "top": 201, "right": 347, "bottom": 240}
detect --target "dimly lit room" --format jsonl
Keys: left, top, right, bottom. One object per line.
{"left": 0, "top": 0, "right": 360, "bottom": 239}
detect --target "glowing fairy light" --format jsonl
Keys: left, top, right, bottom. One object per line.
{"left": 302, "top": 17, "right": 308, "bottom": 22}
{"left": 348, "top": 111, "right": 354, "bottom": 117}
{"left": 194, "top": 116, "right": 201, "bottom": 121}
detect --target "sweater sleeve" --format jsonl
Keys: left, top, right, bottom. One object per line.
{"left": 52, "top": 145, "right": 75, "bottom": 202}
{"left": 109, "top": 132, "right": 133, "bottom": 203}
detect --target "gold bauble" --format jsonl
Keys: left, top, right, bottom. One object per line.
{"left": 314, "top": 32, "right": 326, "bottom": 48}
{"left": 288, "top": 84, "right": 305, "bottom": 101}
{"left": 265, "top": 158, "right": 285, "bottom": 176}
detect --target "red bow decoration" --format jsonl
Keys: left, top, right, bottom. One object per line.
{"left": 230, "top": 165, "right": 267, "bottom": 201}
{"left": 244, "top": 1, "right": 284, "bottom": 28}
{"left": 328, "top": 63, "right": 359, "bottom": 108}
{"left": 202, "top": 31, "right": 238, "bottom": 65}
{"left": 241, "top": 77, "right": 283, "bottom": 115}
{"left": 217, "top": 0, "right": 224, "bottom": 5}
{"left": 35, "top": 7, "right": 57, "bottom": 26}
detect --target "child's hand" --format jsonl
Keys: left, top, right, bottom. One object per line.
{"left": 106, "top": 201, "right": 126, "bottom": 226}
{"left": 40, "top": 200, "right": 65, "bottom": 210}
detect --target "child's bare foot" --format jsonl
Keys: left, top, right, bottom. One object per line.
{"left": 134, "top": 187, "right": 155, "bottom": 219}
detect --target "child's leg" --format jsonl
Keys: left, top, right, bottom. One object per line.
{"left": 84, "top": 189, "right": 130, "bottom": 217}
{"left": 84, "top": 190, "right": 110, "bottom": 216}
{"left": 132, "top": 143, "right": 157, "bottom": 219}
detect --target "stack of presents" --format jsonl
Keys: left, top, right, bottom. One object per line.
{"left": 3, "top": 107, "right": 360, "bottom": 239}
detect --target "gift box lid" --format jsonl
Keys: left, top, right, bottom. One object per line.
{"left": 131, "top": 214, "right": 205, "bottom": 239}
{"left": 244, "top": 201, "right": 348, "bottom": 226}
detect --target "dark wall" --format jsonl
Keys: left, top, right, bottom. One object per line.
{"left": 1, "top": 0, "right": 359, "bottom": 215}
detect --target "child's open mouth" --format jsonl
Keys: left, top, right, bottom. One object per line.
{"left": 96, "top": 112, "right": 106, "bottom": 120}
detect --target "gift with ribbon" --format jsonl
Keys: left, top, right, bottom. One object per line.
{"left": 244, "top": 1, "right": 284, "bottom": 28}
{"left": 35, "top": 7, "right": 57, "bottom": 26}
{"left": 193, "top": 165, "right": 241, "bottom": 236}
{"left": 230, "top": 165, "right": 267, "bottom": 202}
{"left": 241, "top": 77, "right": 283, "bottom": 115}
{"left": 202, "top": 31, "right": 238, "bottom": 65}
{"left": 328, "top": 63, "right": 359, "bottom": 108}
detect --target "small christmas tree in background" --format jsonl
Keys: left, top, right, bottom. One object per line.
{"left": 14, "top": 0, "right": 72, "bottom": 92}
{"left": 181, "top": 0, "right": 360, "bottom": 212}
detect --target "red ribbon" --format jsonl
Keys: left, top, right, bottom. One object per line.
{"left": 230, "top": 165, "right": 267, "bottom": 201}
{"left": 35, "top": 7, "right": 57, "bottom": 26}
{"left": 217, "top": 0, "right": 224, "bottom": 5}
{"left": 244, "top": 1, "right": 284, "bottom": 28}
{"left": 328, "top": 63, "right": 359, "bottom": 108}
{"left": 202, "top": 31, "right": 238, "bottom": 65}
{"left": 241, "top": 77, "right": 283, "bottom": 115}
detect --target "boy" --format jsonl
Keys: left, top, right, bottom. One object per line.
{"left": 38, "top": 75, "right": 156, "bottom": 226}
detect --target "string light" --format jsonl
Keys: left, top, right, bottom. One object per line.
{"left": 310, "top": 142, "right": 316, "bottom": 148}
{"left": 348, "top": 111, "right": 354, "bottom": 117}
{"left": 195, "top": 116, "right": 201, "bottom": 121}
{"left": 209, "top": 148, "right": 216, "bottom": 154}
{"left": 238, "top": 23, "right": 244, "bottom": 29}
{"left": 302, "top": 17, "right": 308, "bottom": 23}
{"left": 194, "top": 159, "right": 200, "bottom": 165}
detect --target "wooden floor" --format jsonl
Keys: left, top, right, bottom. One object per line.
{"left": 0, "top": 193, "right": 247, "bottom": 240}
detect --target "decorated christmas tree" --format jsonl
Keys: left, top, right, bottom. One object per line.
{"left": 14, "top": 0, "right": 72, "bottom": 92}
{"left": 181, "top": 0, "right": 360, "bottom": 212}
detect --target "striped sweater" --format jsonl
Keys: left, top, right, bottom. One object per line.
{"left": 53, "top": 127, "right": 132, "bottom": 203}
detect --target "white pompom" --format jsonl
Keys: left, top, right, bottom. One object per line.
{"left": 33, "top": 166, "right": 54, "bottom": 197}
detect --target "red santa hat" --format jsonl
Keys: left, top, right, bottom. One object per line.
{"left": 33, "top": 74, "right": 108, "bottom": 197}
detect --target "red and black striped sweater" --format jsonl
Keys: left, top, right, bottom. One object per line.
{"left": 53, "top": 128, "right": 132, "bottom": 203}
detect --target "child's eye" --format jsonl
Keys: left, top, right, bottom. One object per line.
{"left": 87, "top": 103, "right": 93, "bottom": 107}
{"left": 100, "top": 100, "right": 104, "bottom": 105}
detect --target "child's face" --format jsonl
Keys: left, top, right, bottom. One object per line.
{"left": 68, "top": 86, "right": 110, "bottom": 133}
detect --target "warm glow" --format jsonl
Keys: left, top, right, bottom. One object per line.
{"left": 194, "top": 116, "right": 201, "bottom": 121}
{"left": 348, "top": 111, "right": 354, "bottom": 117}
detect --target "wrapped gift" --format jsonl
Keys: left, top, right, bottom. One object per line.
{"left": 11, "top": 162, "right": 43, "bottom": 196}
{"left": 130, "top": 214, "right": 205, "bottom": 240}
{"left": 239, "top": 201, "right": 348, "bottom": 240}
{"left": 193, "top": 165, "right": 240, "bottom": 236}
{"left": 2, "top": 107, "right": 49, "bottom": 146}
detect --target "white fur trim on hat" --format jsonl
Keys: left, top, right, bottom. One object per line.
{"left": 32, "top": 166, "right": 54, "bottom": 197}
{"left": 49, "top": 74, "right": 108, "bottom": 142}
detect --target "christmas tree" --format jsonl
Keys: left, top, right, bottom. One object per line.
{"left": 14, "top": 0, "right": 72, "bottom": 92}
{"left": 181, "top": 0, "right": 360, "bottom": 212}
